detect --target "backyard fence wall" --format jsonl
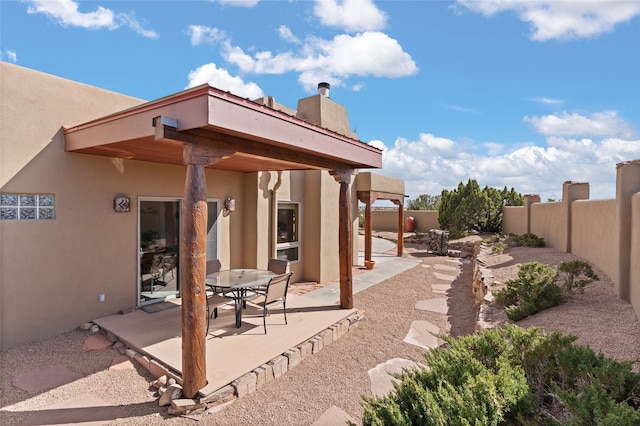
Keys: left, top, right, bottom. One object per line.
{"left": 503, "top": 159, "right": 640, "bottom": 322}
{"left": 371, "top": 209, "right": 439, "bottom": 233}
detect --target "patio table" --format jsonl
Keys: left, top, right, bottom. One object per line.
{"left": 205, "top": 269, "right": 276, "bottom": 328}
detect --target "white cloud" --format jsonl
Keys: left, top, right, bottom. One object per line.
{"left": 185, "top": 63, "right": 264, "bottom": 99}
{"left": 3, "top": 49, "right": 18, "bottom": 62}
{"left": 209, "top": 0, "right": 260, "bottom": 7}
{"left": 454, "top": 0, "right": 640, "bottom": 41}
{"left": 222, "top": 31, "right": 417, "bottom": 92}
{"left": 189, "top": 25, "right": 227, "bottom": 46}
{"left": 25, "top": 0, "right": 158, "bottom": 38}
{"left": 372, "top": 112, "right": 640, "bottom": 202}
{"left": 313, "top": 0, "right": 388, "bottom": 32}
{"left": 278, "top": 25, "right": 300, "bottom": 44}
{"left": 532, "top": 97, "right": 564, "bottom": 105}
{"left": 443, "top": 104, "right": 479, "bottom": 113}
{"left": 524, "top": 111, "right": 635, "bottom": 139}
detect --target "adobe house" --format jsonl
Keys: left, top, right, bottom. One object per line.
{"left": 0, "top": 62, "right": 388, "bottom": 367}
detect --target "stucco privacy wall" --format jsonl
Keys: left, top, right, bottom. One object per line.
{"left": 1, "top": 64, "right": 243, "bottom": 349}
{"left": 371, "top": 210, "right": 439, "bottom": 233}
{"left": 530, "top": 202, "right": 566, "bottom": 250}
{"left": 631, "top": 193, "right": 640, "bottom": 320}
{"left": 571, "top": 199, "right": 617, "bottom": 281}
{"left": 502, "top": 161, "right": 640, "bottom": 321}
{"left": 503, "top": 206, "right": 527, "bottom": 236}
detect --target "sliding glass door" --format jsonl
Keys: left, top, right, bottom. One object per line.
{"left": 139, "top": 199, "right": 181, "bottom": 305}
{"left": 138, "top": 198, "right": 219, "bottom": 306}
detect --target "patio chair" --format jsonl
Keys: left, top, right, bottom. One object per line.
{"left": 206, "top": 259, "right": 222, "bottom": 274}
{"left": 267, "top": 258, "right": 289, "bottom": 274}
{"left": 148, "top": 254, "right": 166, "bottom": 292}
{"left": 161, "top": 253, "right": 177, "bottom": 280}
{"left": 206, "top": 287, "right": 231, "bottom": 333}
{"left": 206, "top": 259, "right": 225, "bottom": 294}
{"left": 250, "top": 272, "right": 293, "bottom": 334}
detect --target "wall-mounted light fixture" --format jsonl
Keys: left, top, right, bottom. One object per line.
{"left": 223, "top": 197, "right": 236, "bottom": 215}
{"left": 114, "top": 196, "right": 131, "bottom": 212}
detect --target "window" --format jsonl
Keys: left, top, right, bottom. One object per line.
{"left": 277, "top": 202, "right": 300, "bottom": 262}
{"left": 206, "top": 200, "right": 219, "bottom": 261}
{"left": 0, "top": 193, "right": 55, "bottom": 220}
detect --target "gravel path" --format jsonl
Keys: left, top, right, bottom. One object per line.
{"left": 2, "top": 239, "right": 639, "bottom": 425}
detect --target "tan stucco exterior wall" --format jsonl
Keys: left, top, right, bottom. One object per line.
{"left": 503, "top": 206, "right": 527, "bottom": 235}
{"left": 571, "top": 199, "right": 617, "bottom": 280}
{"left": 530, "top": 202, "right": 566, "bottom": 249}
{"left": 1, "top": 64, "right": 368, "bottom": 349}
{"left": 371, "top": 210, "right": 438, "bottom": 233}
{"left": 0, "top": 63, "right": 255, "bottom": 349}
{"left": 495, "top": 161, "right": 640, "bottom": 322}
{"left": 630, "top": 193, "right": 640, "bottom": 320}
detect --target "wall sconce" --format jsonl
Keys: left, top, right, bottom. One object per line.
{"left": 223, "top": 197, "right": 236, "bottom": 215}
{"left": 114, "top": 196, "right": 131, "bottom": 212}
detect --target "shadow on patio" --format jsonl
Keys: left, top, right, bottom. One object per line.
{"left": 92, "top": 292, "right": 358, "bottom": 397}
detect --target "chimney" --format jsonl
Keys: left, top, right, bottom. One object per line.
{"left": 317, "top": 82, "right": 330, "bottom": 97}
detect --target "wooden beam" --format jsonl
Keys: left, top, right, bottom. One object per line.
{"left": 331, "top": 169, "right": 354, "bottom": 309}
{"left": 154, "top": 122, "right": 353, "bottom": 171}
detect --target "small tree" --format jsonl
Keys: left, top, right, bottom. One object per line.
{"left": 406, "top": 194, "right": 441, "bottom": 210}
{"left": 438, "top": 180, "right": 524, "bottom": 236}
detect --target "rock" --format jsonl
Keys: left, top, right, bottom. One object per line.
{"left": 79, "top": 322, "right": 94, "bottom": 331}
{"left": 158, "top": 383, "right": 182, "bottom": 407}
{"left": 152, "top": 375, "right": 168, "bottom": 389}
{"left": 82, "top": 334, "right": 113, "bottom": 352}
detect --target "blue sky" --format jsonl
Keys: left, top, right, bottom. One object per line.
{"left": 2, "top": 0, "right": 639, "bottom": 202}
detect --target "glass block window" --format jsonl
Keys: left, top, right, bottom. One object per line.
{"left": 1, "top": 193, "right": 55, "bottom": 220}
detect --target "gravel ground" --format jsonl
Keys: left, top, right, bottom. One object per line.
{"left": 1, "top": 237, "right": 639, "bottom": 425}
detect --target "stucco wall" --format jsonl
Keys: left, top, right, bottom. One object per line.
{"left": 530, "top": 202, "right": 566, "bottom": 249}
{"left": 571, "top": 199, "right": 617, "bottom": 280}
{"left": 631, "top": 193, "right": 640, "bottom": 320}
{"left": 0, "top": 64, "right": 240, "bottom": 348}
{"left": 503, "top": 206, "right": 527, "bottom": 235}
{"left": 372, "top": 210, "right": 439, "bottom": 233}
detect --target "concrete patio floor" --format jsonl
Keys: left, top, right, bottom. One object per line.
{"left": 92, "top": 235, "right": 419, "bottom": 400}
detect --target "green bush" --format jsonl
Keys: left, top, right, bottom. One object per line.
{"left": 557, "top": 260, "right": 599, "bottom": 294}
{"left": 495, "top": 260, "right": 600, "bottom": 322}
{"left": 494, "top": 262, "right": 563, "bottom": 321}
{"left": 508, "top": 233, "right": 546, "bottom": 247}
{"left": 359, "top": 325, "right": 640, "bottom": 426}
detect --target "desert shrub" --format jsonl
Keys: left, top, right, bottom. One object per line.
{"left": 359, "top": 325, "right": 640, "bottom": 426}
{"left": 508, "top": 233, "right": 546, "bottom": 247}
{"left": 494, "top": 262, "right": 563, "bottom": 321}
{"left": 557, "top": 259, "right": 599, "bottom": 294}
{"left": 492, "top": 241, "right": 504, "bottom": 254}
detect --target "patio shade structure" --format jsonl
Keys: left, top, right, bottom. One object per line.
{"left": 356, "top": 172, "right": 407, "bottom": 261}
{"left": 64, "top": 84, "right": 382, "bottom": 397}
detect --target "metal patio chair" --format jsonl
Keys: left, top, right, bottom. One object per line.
{"left": 249, "top": 272, "right": 293, "bottom": 334}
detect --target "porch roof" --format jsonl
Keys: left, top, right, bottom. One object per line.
{"left": 63, "top": 84, "right": 382, "bottom": 172}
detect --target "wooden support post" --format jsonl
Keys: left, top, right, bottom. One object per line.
{"left": 364, "top": 200, "right": 372, "bottom": 262}
{"left": 180, "top": 142, "right": 222, "bottom": 398}
{"left": 397, "top": 202, "right": 404, "bottom": 256}
{"left": 181, "top": 162, "right": 208, "bottom": 398}
{"left": 332, "top": 169, "right": 354, "bottom": 309}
